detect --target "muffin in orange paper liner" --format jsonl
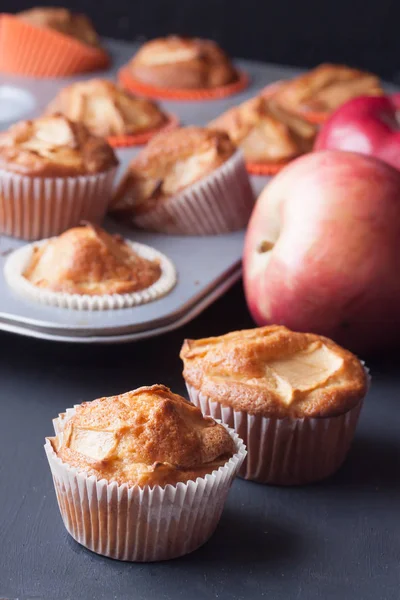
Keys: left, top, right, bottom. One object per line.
{"left": 118, "top": 35, "right": 248, "bottom": 101}
{"left": 271, "top": 63, "right": 383, "bottom": 125}
{"left": 181, "top": 325, "right": 369, "bottom": 486}
{"left": 0, "top": 115, "right": 118, "bottom": 240}
{"left": 107, "top": 113, "right": 180, "bottom": 147}
{"left": 45, "top": 79, "right": 180, "bottom": 148}
{"left": 4, "top": 224, "right": 177, "bottom": 311}
{"left": 45, "top": 385, "right": 246, "bottom": 561}
{"left": 0, "top": 10, "right": 109, "bottom": 77}
{"left": 111, "top": 127, "right": 255, "bottom": 235}
{"left": 209, "top": 91, "right": 317, "bottom": 177}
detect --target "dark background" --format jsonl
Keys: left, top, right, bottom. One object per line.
{"left": 7, "top": 0, "right": 400, "bottom": 80}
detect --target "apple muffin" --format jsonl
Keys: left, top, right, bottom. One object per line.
{"left": 127, "top": 35, "right": 239, "bottom": 89}
{"left": 112, "top": 126, "right": 255, "bottom": 235}
{"left": 23, "top": 224, "right": 162, "bottom": 296}
{"left": 181, "top": 325, "right": 368, "bottom": 485}
{"left": 45, "top": 79, "right": 170, "bottom": 140}
{"left": 209, "top": 93, "right": 317, "bottom": 171}
{"left": 45, "top": 385, "right": 246, "bottom": 560}
{"left": 0, "top": 115, "right": 117, "bottom": 239}
{"left": 273, "top": 63, "right": 383, "bottom": 123}
{"left": 17, "top": 7, "right": 102, "bottom": 48}
{"left": 5, "top": 223, "right": 177, "bottom": 310}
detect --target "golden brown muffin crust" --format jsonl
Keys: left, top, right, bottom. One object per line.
{"left": 23, "top": 224, "right": 162, "bottom": 295}
{"left": 50, "top": 384, "right": 236, "bottom": 487}
{"left": 181, "top": 326, "right": 367, "bottom": 418}
{"left": 209, "top": 95, "right": 316, "bottom": 163}
{"left": 17, "top": 7, "right": 101, "bottom": 47}
{"left": 273, "top": 63, "right": 383, "bottom": 115}
{"left": 112, "top": 126, "right": 236, "bottom": 215}
{"left": 129, "top": 35, "right": 238, "bottom": 89}
{"left": 0, "top": 115, "right": 118, "bottom": 177}
{"left": 46, "top": 79, "right": 167, "bottom": 138}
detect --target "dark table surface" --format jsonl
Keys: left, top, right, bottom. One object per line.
{"left": 1, "top": 281, "right": 399, "bottom": 600}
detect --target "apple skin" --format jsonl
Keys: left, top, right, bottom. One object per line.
{"left": 243, "top": 150, "right": 400, "bottom": 354}
{"left": 315, "top": 95, "right": 400, "bottom": 171}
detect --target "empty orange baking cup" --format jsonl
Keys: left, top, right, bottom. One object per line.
{"left": 118, "top": 66, "right": 249, "bottom": 101}
{"left": 0, "top": 13, "right": 110, "bottom": 77}
{"left": 107, "top": 113, "right": 180, "bottom": 148}
{"left": 246, "top": 160, "right": 289, "bottom": 176}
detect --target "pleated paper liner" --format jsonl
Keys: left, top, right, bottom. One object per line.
{"left": 45, "top": 409, "right": 246, "bottom": 561}
{"left": 186, "top": 384, "right": 366, "bottom": 486}
{"left": 4, "top": 239, "right": 177, "bottom": 311}
{"left": 118, "top": 66, "right": 249, "bottom": 101}
{"left": 107, "top": 113, "right": 180, "bottom": 148}
{"left": 112, "top": 150, "right": 255, "bottom": 235}
{"left": 0, "top": 13, "right": 110, "bottom": 77}
{"left": 0, "top": 167, "right": 117, "bottom": 241}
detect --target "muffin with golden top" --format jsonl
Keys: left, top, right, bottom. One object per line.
{"left": 119, "top": 35, "right": 248, "bottom": 100}
{"left": 210, "top": 93, "right": 317, "bottom": 174}
{"left": 4, "top": 224, "right": 177, "bottom": 310}
{"left": 0, "top": 7, "right": 109, "bottom": 77}
{"left": 273, "top": 63, "right": 383, "bottom": 123}
{"left": 45, "top": 79, "right": 177, "bottom": 146}
{"left": 112, "top": 126, "right": 255, "bottom": 235}
{"left": 0, "top": 115, "right": 117, "bottom": 240}
{"left": 17, "top": 7, "right": 102, "bottom": 48}
{"left": 181, "top": 325, "right": 369, "bottom": 485}
{"left": 45, "top": 385, "right": 246, "bottom": 561}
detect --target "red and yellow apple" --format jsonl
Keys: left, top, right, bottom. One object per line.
{"left": 243, "top": 150, "right": 400, "bottom": 354}
{"left": 315, "top": 94, "right": 400, "bottom": 171}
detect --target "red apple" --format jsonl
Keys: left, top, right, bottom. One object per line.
{"left": 243, "top": 150, "right": 400, "bottom": 354}
{"left": 315, "top": 95, "right": 400, "bottom": 171}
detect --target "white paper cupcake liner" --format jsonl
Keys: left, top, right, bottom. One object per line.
{"left": 0, "top": 167, "right": 117, "bottom": 241}
{"left": 4, "top": 238, "right": 177, "bottom": 310}
{"left": 186, "top": 383, "right": 366, "bottom": 486}
{"left": 45, "top": 408, "right": 246, "bottom": 562}
{"left": 118, "top": 150, "right": 255, "bottom": 235}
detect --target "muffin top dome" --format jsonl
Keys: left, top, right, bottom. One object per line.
{"left": 128, "top": 35, "right": 238, "bottom": 89}
{"left": 181, "top": 325, "right": 367, "bottom": 418}
{"left": 112, "top": 126, "right": 236, "bottom": 215}
{"left": 50, "top": 384, "right": 236, "bottom": 487}
{"left": 273, "top": 63, "right": 383, "bottom": 117}
{"left": 17, "top": 6, "right": 101, "bottom": 47}
{"left": 0, "top": 115, "right": 118, "bottom": 176}
{"left": 46, "top": 79, "right": 168, "bottom": 138}
{"left": 209, "top": 94, "right": 316, "bottom": 163}
{"left": 23, "top": 224, "right": 162, "bottom": 296}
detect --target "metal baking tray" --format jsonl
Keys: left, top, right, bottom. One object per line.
{"left": 0, "top": 39, "right": 395, "bottom": 343}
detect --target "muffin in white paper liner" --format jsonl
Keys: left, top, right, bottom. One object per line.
{"left": 4, "top": 238, "right": 177, "bottom": 310}
{"left": 186, "top": 382, "right": 367, "bottom": 486}
{"left": 45, "top": 408, "right": 246, "bottom": 562}
{"left": 0, "top": 167, "right": 117, "bottom": 241}
{"left": 116, "top": 150, "right": 255, "bottom": 235}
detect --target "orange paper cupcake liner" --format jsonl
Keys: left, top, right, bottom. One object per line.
{"left": 246, "top": 160, "right": 289, "bottom": 176}
{"left": 107, "top": 113, "right": 180, "bottom": 148}
{"left": 118, "top": 66, "right": 249, "bottom": 101}
{"left": 301, "top": 111, "right": 329, "bottom": 125}
{"left": 0, "top": 13, "right": 110, "bottom": 77}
